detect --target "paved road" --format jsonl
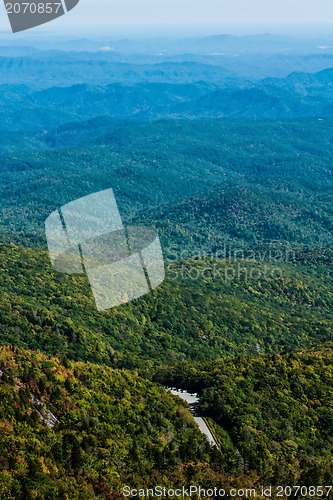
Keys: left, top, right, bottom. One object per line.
{"left": 168, "top": 388, "right": 219, "bottom": 447}
{"left": 194, "top": 416, "right": 217, "bottom": 446}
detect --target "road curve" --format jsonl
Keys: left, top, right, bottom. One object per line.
{"left": 168, "top": 388, "right": 219, "bottom": 448}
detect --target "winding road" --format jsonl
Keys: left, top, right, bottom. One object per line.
{"left": 168, "top": 389, "right": 219, "bottom": 447}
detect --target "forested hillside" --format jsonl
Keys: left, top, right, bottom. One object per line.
{"left": 2, "top": 342, "right": 333, "bottom": 498}
{"left": 0, "top": 118, "right": 332, "bottom": 251}
{"left": 0, "top": 32, "right": 332, "bottom": 498}
{"left": 154, "top": 342, "right": 333, "bottom": 486}
{"left": 0, "top": 245, "right": 331, "bottom": 368}
{"left": 0, "top": 346, "right": 216, "bottom": 499}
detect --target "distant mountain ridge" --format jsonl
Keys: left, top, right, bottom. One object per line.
{"left": 1, "top": 32, "right": 333, "bottom": 89}
{"left": 1, "top": 33, "right": 333, "bottom": 55}
{"left": 0, "top": 66, "right": 332, "bottom": 132}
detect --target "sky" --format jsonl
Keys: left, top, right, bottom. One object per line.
{"left": 0, "top": 0, "right": 333, "bottom": 36}
{"left": 82, "top": 0, "right": 333, "bottom": 26}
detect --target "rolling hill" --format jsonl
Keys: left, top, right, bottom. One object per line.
{"left": 0, "top": 118, "right": 331, "bottom": 252}
{"left": 0, "top": 67, "right": 333, "bottom": 131}
{"left": 0, "top": 244, "right": 331, "bottom": 368}
{"left": 0, "top": 35, "right": 332, "bottom": 498}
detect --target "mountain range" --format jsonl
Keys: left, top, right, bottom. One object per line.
{"left": 0, "top": 34, "right": 332, "bottom": 497}
{"left": 0, "top": 67, "right": 332, "bottom": 132}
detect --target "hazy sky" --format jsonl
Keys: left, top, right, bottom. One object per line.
{"left": 82, "top": 0, "right": 333, "bottom": 26}
{"left": 1, "top": 0, "right": 333, "bottom": 35}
